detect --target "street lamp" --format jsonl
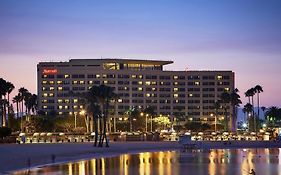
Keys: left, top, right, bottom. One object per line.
{"left": 80, "top": 110, "right": 88, "bottom": 132}
{"left": 210, "top": 113, "right": 216, "bottom": 132}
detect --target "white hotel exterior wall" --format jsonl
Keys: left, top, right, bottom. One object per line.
{"left": 37, "top": 59, "right": 234, "bottom": 123}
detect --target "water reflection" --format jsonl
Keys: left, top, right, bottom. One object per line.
{"left": 12, "top": 149, "right": 281, "bottom": 175}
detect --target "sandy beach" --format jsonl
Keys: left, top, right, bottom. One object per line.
{"left": 1, "top": 140, "right": 281, "bottom": 174}
{"left": 0, "top": 141, "right": 180, "bottom": 173}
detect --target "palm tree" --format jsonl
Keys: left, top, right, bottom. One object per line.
{"left": 126, "top": 106, "right": 140, "bottom": 132}
{"left": 18, "top": 87, "right": 28, "bottom": 118}
{"left": 213, "top": 101, "right": 221, "bottom": 132}
{"left": 219, "top": 91, "right": 231, "bottom": 131}
{"left": 265, "top": 106, "right": 280, "bottom": 126}
{"left": 100, "top": 85, "right": 117, "bottom": 147}
{"left": 243, "top": 103, "right": 253, "bottom": 130}
{"left": 13, "top": 94, "right": 21, "bottom": 118}
{"left": 230, "top": 88, "right": 242, "bottom": 132}
{"left": 245, "top": 88, "right": 256, "bottom": 131}
{"left": 144, "top": 106, "right": 156, "bottom": 132}
{"left": 0, "top": 78, "right": 8, "bottom": 126}
{"left": 6, "top": 82, "right": 15, "bottom": 114}
{"left": 254, "top": 85, "right": 263, "bottom": 120}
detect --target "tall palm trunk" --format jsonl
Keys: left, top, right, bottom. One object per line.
{"left": 98, "top": 117, "right": 103, "bottom": 147}
{"left": 251, "top": 95, "right": 256, "bottom": 132}
{"left": 224, "top": 105, "right": 228, "bottom": 131}
{"left": 16, "top": 101, "right": 19, "bottom": 118}
{"left": 257, "top": 93, "right": 260, "bottom": 122}
{"left": 3, "top": 96, "right": 7, "bottom": 127}
{"left": 94, "top": 115, "right": 98, "bottom": 147}
{"left": 103, "top": 102, "right": 109, "bottom": 147}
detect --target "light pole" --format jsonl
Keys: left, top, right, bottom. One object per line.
{"left": 74, "top": 112, "right": 77, "bottom": 129}
{"left": 210, "top": 113, "right": 216, "bottom": 132}
{"left": 150, "top": 115, "right": 153, "bottom": 132}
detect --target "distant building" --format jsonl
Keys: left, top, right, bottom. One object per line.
{"left": 37, "top": 59, "right": 234, "bottom": 124}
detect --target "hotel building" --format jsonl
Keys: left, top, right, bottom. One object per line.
{"left": 37, "top": 59, "right": 234, "bottom": 124}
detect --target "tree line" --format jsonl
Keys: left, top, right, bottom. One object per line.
{"left": 0, "top": 78, "right": 37, "bottom": 129}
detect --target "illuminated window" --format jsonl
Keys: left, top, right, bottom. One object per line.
{"left": 42, "top": 81, "right": 47, "bottom": 84}
{"left": 131, "top": 75, "right": 137, "bottom": 78}
{"left": 124, "top": 87, "right": 128, "bottom": 90}
{"left": 189, "top": 94, "right": 193, "bottom": 97}
{"left": 43, "top": 93, "right": 48, "bottom": 97}
{"left": 80, "top": 105, "right": 83, "bottom": 109}
{"left": 173, "top": 76, "right": 178, "bottom": 80}
{"left": 173, "top": 94, "right": 179, "bottom": 98}
{"left": 49, "top": 81, "right": 54, "bottom": 84}
{"left": 42, "top": 100, "right": 47, "bottom": 103}
{"left": 64, "top": 74, "right": 70, "bottom": 78}
{"left": 103, "top": 63, "right": 119, "bottom": 70}
{"left": 146, "top": 93, "right": 151, "bottom": 97}
{"left": 118, "top": 99, "right": 123, "bottom": 102}
{"left": 152, "top": 87, "right": 156, "bottom": 91}
{"left": 173, "top": 88, "right": 178, "bottom": 92}
{"left": 58, "top": 106, "right": 63, "bottom": 109}
{"left": 57, "top": 81, "right": 62, "bottom": 84}
{"left": 69, "top": 112, "right": 73, "bottom": 115}
{"left": 58, "top": 99, "right": 63, "bottom": 103}
{"left": 73, "top": 105, "right": 78, "bottom": 109}
{"left": 145, "top": 81, "right": 151, "bottom": 85}
{"left": 65, "top": 99, "right": 70, "bottom": 103}
{"left": 42, "top": 87, "right": 46, "bottom": 91}
{"left": 43, "top": 75, "right": 48, "bottom": 78}
{"left": 58, "top": 112, "right": 63, "bottom": 115}
{"left": 138, "top": 87, "right": 143, "bottom": 91}
{"left": 195, "top": 82, "right": 200, "bottom": 85}
{"left": 89, "top": 81, "right": 93, "bottom": 84}
{"left": 138, "top": 75, "right": 143, "bottom": 79}
{"left": 73, "top": 99, "right": 78, "bottom": 103}
{"left": 103, "top": 80, "right": 108, "bottom": 84}
{"left": 151, "top": 81, "right": 157, "bottom": 85}
{"left": 79, "top": 81, "right": 84, "bottom": 84}
{"left": 64, "top": 106, "right": 69, "bottom": 109}
{"left": 96, "top": 74, "right": 100, "bottom": 78}
{"left": 224, "top": 88, "right": 230, "bottom": 91}
{"left": 43, "top": 105, "right": 48, "bottom": 109}
{"left": 217, "top": 75, "right": 223, "bottom": 80}
{"left": 58, "top": 87, "right": 63, "bottom": 91}
{"left": 49, "top": 93, "right": 54, "bottom": 97}
{"left": 138, "top": 81, "right": 143, "bottom": 85}
{"left": 102, "top": 74, "right": 107, "bottom": 78}
{"left": 174, "top": 82, "right": 178, "bottom": 85}
{"left": 73, "top": 81, "right": 78, "bottom": 84}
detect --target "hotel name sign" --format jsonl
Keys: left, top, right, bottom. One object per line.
{"left": 43, "top": 69, "right": 58, "bottom": 74}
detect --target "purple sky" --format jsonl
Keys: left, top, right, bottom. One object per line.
{"left": 1, "top": 0, "right": 281, "bottom": 107}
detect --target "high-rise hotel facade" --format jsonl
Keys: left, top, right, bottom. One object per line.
{"left": 37, "top": 59, "right": 234, "bottom": 124}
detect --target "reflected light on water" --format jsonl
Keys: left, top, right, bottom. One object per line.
{"left": 11, "top": 149, "right": 281, "bottom": 175}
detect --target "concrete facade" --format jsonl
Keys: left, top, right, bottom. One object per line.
{"left": 37, "top": 59, "right": 234, "bottom": 124}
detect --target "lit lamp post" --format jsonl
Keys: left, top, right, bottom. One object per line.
{"left": 80, "top": 110, "right": 88, "bottom": 132}
{"left": 210, "top": 113, "right": 216, "bottom": 132}
{"left": 74, "top": 112, "right": 77, "bottom": 129}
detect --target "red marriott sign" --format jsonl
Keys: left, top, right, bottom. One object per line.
{"left": 43, "top": 69, "right": 58, "bottom": 74}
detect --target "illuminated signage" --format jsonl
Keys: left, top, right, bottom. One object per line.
{"left": 43, "top": 69, "right": 58, "bottom": 74}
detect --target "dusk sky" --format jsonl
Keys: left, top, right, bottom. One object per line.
{"left": 1, "top": 0, "right": 281, "bottom": 107}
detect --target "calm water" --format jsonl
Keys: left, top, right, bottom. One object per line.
{"left": 12, "top": 149, "right": 281, "bottom": 175}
